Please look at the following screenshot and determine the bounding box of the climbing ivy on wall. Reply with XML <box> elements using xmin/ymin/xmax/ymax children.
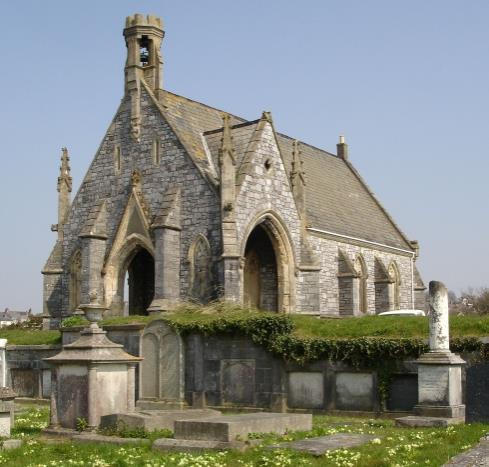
<box><xmin>165</xmin><ymin>312</ymin><xmax>489</xmax><ymax>367</ymax></box>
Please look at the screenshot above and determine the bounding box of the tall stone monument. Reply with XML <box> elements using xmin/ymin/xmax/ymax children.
<box><xmin>45</xmin><ymin>294</ymin><xmax>141</xmax><ymax>430</ymax></box>
<box><xmin>396</xmin><ymin>281</ymin><xmax>465</xmax><ymax>427</ymax></box>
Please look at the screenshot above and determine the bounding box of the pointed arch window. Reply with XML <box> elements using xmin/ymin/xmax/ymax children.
<box><xmin>188</xmin><ymin>235</ymin><xmax>212</xmax><ymax>303</ymax></box>
<box><xmin>114</xmin><ymin>145</ymin><xmax>122</xmax><ymax>174</ymax></box>
<box><xmin>388</xmin><ymin>262</ymin><xmax>401</xmax><ymax>310</ymax></box>
<box><xmin>354</xmin><ymin>255</ymin><xmax>368</xmax><ymax>313</ymax></box>
<box><xmin>152</xmin><ymin>139</ymin><xmax>161</xmax><ymax>166</ymax></box>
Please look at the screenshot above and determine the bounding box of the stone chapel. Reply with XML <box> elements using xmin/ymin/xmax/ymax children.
<box><xmin>42</xmin><ymin>14</ymin><xmax>426</xmax><ymax>329</ymax></box>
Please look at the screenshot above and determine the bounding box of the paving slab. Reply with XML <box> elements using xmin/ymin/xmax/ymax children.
<box><xmin>267</xmin><ymin>433</ymin><xmax>378</xmax><ymax>456</ymax></box>
<box><xmin>395</xmin><ymin>416</ymin><xmax>464</xmax><ymax>428</ymax></box>
<box><xmin>175</xmin><ymin>412</ymin><xmax>312</xmax><ymax>442</ymax></box>
<box><xmin>153</xmin><ymin>437</ymin><xmax>259</xmax><ymax>453</ymax></box>
<box><xmin>100</xmin><ymin>409</ymin><xmax>221</xmax><ymax>431</ymax></box>
<box><xmin>444</xmin><ymin>438</ymin><xmax>489</xmax><ymax>466</ymax></box>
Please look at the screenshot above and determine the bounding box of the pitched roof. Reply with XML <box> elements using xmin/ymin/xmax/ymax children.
<box><xmin>159</xmin><ymin>90</ymin><xmax>413</xmax><ymax>251</ymax></box>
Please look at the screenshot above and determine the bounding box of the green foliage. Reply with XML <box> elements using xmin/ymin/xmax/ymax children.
<box><xmin>0</xmin><ymin>329</ymin><xmax>61</xmax><ymax>345</ymax></box>
<box><xmin>75</xmin><ymin>417</ymin><xmax>88</xmax><ymax>432</ymax></box>
<box><xmin>60</xmin><ymin>315</ymin><xmax>88</xmax><ymax>328</ymax></box>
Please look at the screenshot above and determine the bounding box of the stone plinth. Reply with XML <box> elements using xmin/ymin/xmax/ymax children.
<box><xmin>44</xmin><ymin>317</ymin><xmax>141</xmax><ymax>430</ymax></box>
<box><xmin>174</xmin><ymin>413</ymin><xmax>312</xmax><ymax>442</ymax></box>
<box><xmin>414</xmin><ymin>351</ymin><xmax>465</xmax><ymax>420</ymax></box>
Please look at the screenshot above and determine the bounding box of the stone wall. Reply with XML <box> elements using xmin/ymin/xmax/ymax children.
<box><xmin>6</xmin><ymin>345</ymin><xmax>60</xmax><ymax>399</ymax></box>
<box><xmin>309</xmin><ymin>233</ymin><xmax>415</xmax><ymax>314</ymax></box>
<box><xmin>10</xmin><ymin>325</ymin><xmax>489</xmax><ymax>422</ymax></box>
<box><xmin>48</xmin><ymin>87</ymin><xmax>221</xmax><ymax>317</ymax></box>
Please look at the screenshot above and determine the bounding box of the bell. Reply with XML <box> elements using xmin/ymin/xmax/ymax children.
<box><xmin>140</xmin><ymin>49</ymin><xmax>149</xmax><ymax>64</ymax></box>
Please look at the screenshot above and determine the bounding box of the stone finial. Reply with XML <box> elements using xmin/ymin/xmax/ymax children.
<box><xmin>220</xmin><ymin>114</ymin><xmax>235</xmax><ymax>165</ymax></box>
<box><xmin>261</xmin><ymin>111</ymin><xmax>273</xmax><ymax>124</ymax></box>
<box><xmin>429</xmin><ymin>281</ymin><xmax>450</xmax><ymax>352</ymax></box>
<box><xmin>337</xmin><ymin>135</ymin><xmax>349</xmax><ymax>160</ymax></box>
<box><xmin>57</xmin><ymin>147</ymin><xmax>72</xmax><ymax>193</ymax></box>
<box><xmin>290</xmin><ymin>140</ymin><xmax>306</xmax><ymax>187</ymax></box>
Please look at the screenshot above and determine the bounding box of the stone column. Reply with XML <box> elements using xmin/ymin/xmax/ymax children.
<box><xmin>429</xmin><ymin>281</ymin><xmax>450</xmax><ymax>351</ymax></box>
<box><xmin>127</xmin><ymin>363</ymin><xmax>136</xmax><ymax>412</ymax></box>
<box><xmin>396</xmin><ymin>280</ymin><xmax>465</xmax><ymax>427</ymax></box>
<box><xmin>80</xmin><ymin>236</ymin><xmax>107</xmax><ymax>305</ymax></box>
<box><xmin>87</xmin><ymin>364</ymin><xmax>98</xmax><ymax>429</ymax></box>
<box><xmin>0</xmin><ymin>339</ymin><xmax>7</xmax><ymax>387</ymax></box>
<box><xmin>49</xmin><ymin>368</ymin><xmax>59</xmax><ymax>428</ymax></box>
<box><xmin>148</xmin><ymin>226</ymin><xmax>181</xmax><ymax>313</ymax></box>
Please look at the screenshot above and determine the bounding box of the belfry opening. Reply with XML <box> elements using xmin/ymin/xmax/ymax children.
<box><xmin>243</xmin><ymin>225</ymin><xmax>278</xmax><ymax>311</ymax></box>
<box><xmin>123</xmin><ymin>248</ymin><xmax>155</xmax><ymax>315</ymax></box>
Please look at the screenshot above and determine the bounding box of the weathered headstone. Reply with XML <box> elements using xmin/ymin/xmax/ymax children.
<box><xmin>396</xmin><ymin>281</ymin><xmax>465</xmax><ymax>427</ymax></box>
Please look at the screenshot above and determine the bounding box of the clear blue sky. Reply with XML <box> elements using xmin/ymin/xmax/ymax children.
<box><xmin>1</xmin><ymin>0</ymin><xmax>488</xmax><ymax>311</ymax></box>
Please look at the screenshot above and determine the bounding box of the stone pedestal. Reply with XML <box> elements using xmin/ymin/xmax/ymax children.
<box><xmin>414</xmin><ymin>351</ymin><xmax>465</xmax><ymax>420</ymax></box>
<box><xmin>44</xmin><ymin>301</ymin><xmax>141</xmax><ymax>430</ymax></box>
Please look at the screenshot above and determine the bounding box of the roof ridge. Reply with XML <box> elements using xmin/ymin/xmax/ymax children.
<box><xmin>163</xmin><ymin>90</ymin><xmax>247</xmax><ymax>123</ymax></box>
<box><xmin>164</xmin><ymin>90</ymin><xmax>339</xmax><ymax>160</ymax></box>
<box><xmin>203</xmin><ymin>119</ymin><xmax>261</xmax><ymax>136</ymax></box>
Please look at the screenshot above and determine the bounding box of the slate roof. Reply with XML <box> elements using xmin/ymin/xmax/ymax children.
<box><xmin>159</xmin><ymin>90</ymin><xmax>413</xmax><ymax>251</ymax></box>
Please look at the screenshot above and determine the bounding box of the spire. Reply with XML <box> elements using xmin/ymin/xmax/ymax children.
<box><xmin>53</xmin><ymin>148</ymin><xmax>72</xmax><ymax>239</ymax></box>
<box><xmin>290</xmin><ymin>140</ymin><xmax>307</xmax><ymax>223</ymax></box>
<box><xmin>219</xmin><ymin>113</ymin><xmax>238</xmax><ymax>256</ymax></box>
<box><xmin>290</xmin><ymin>140</ymin><xmax>305</xmax><ymax>188</ymax></box>
<box><xmin>57</xmin><ymin>147</ymin><xmax>72</xmax><ymax>194</ymax></box>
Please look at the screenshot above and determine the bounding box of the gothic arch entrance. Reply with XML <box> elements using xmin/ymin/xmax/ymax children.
<box><xmin>243</xmin><ymin>225</ymin><xmax>278</xmax><ymax>311</ymax></box>
<box><xmin>241</xmin><ymin>212</ymin><xmax>296</xmax><ymax>313</ymax></box>
<box><xmin>123</xmin><ymin>247</ymin><xmax>155</xmax><ymax>315</ymax></box>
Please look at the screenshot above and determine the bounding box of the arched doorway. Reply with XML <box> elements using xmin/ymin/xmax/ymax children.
<box><xmin>243</xmin><ymin>225</ymin><xmax>278</xmax><ymax>311</ymax></box>
<box><xmin>124</xmin><ymin>248</ymin><xmax>155</xmax><ymax>315</ymax></box>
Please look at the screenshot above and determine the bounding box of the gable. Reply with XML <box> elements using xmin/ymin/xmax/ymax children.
<box><xmin>160</xmin><ymin>90</ymin><xmax>414</xmax><ymax>252</ymax></box>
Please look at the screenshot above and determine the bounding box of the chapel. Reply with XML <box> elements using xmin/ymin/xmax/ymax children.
<box><xmin>42</xmin><ymin>14</ymin><xmax>426</xmax><ymax>329</ymax></box>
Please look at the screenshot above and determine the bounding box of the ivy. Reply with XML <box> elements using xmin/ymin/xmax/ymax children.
<box><xmin>166</xmin><ymin>312</ymin><xmax>488</xmax><ymax>367</ymax></box>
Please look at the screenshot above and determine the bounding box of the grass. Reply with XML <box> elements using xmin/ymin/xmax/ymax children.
<box><xmin>0</xmin><ymin>329</ymin><xmax>61</xmax><ymax>346</ymax></box>
<box><xmin>6</xmin><ymin>306</ymin><xmax>489</xmax><ymax>346</ymax></box>
<box><xmin>3</xmin><ymin>406</ymin><xmax>489</xmax><ymax>466</ymax></box>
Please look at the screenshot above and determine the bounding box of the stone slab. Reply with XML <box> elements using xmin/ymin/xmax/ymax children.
<box><xmin>100</xmin><ymin>409</ymin><xmax>221</xmax><ymax>431</ymax></box>
<box><xmin>268</xmin><ymin>433</ymin><xmax>378</xmax><ymax>456</ymax></box>
<box><xmin>443</xmin><ymin>438</ymin><xmax>489</xmax><ymax>466</ymax></box>
<box><xmin>72</xmin><ymin>433</ymin><xmax>151</xmax><ymax>445</ymax></box>
<box><xmin>152</xmin><ymin>437</ymin><xmax>259</xmax><ymax>453</ymax></box>
<box><xmin>395</xmin><ymin>416</ymin><xmax>465</xmax><ymax>427</ymax></box>
<box><xmin>175</xmin><ymin>413</ymin><xmax>312</xmax><ymax>442</ymax></box>
<box><xmin>1</xmin><ymin>439</ymin><xmax>22</xmax><ymax>450</ymax></box>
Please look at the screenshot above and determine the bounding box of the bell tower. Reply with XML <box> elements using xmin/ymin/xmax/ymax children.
<box><xmin>124</xmin><ymin>14</ymin><xmax>164</xmax><ymax>93</ymax></box>
<box><xmin>123</xmin><ymin>14</ymin><xmax>164</xmax><ymax>141</ymax></box>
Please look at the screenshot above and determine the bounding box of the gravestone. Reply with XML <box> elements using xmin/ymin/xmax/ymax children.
<box><xmin>221</xmin><ymin>359</ymin><xmax>255</xmax><ymax>405</ymax></box>
<box><xmin>138</xmin><ymin>320</ymin><xmax>185</xmax><ymax>409</ymax></box>
<box><xmin>288</xmin><ymin>372</ymin><xmax>324</xmax><ymax>409</ymax></box>
<box><xmin>396</xmin><ymin>281</ymin><xmax>465</xmax><ymax>427</ymax></box>
<box><xmin>335</xmin><ymin>372</ymin><xmax>374</xmax><ymax>411</ymax></box>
